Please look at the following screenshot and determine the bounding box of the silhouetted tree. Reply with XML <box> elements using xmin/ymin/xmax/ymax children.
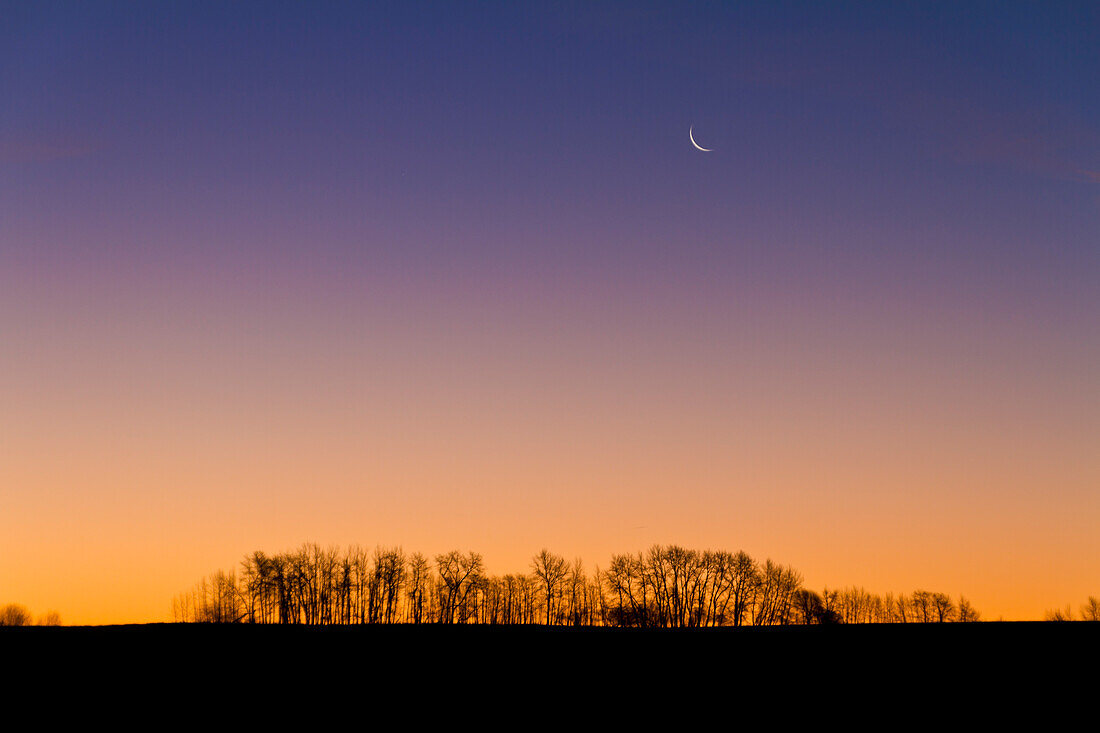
<box><xmin>0</xmin><ymin>604</ymin><xmax>33</xmax><ymax>626</ymax></box>
<box><xmin>435</xmin><ymin>551</ymin><xmax>483</xmax><ymax>623</ymax></box>
<box><xmin>531</xmin><ymin>549</ymin><xmax>569</xmax><ymax>625</ymax></box>
<box><xmin>406</xmin><ymin>553</ymin><xmax>430</xmax><ymax>624</ymax></box>
<box><xmin>792</xmin><ymin>590</ymin><xmax>825</xmax><ymax>625</ymax></box>
<box><xmin>957</xmin><ymin>596</ymin><xmax>980</xmax><ymax>622</ymax></box>
<box><xmin>753</xmin><ymin>560</ymin><xmax>802</xmax><ymax>625</ymax></box>
<box><xmin>38</xmin><ymin>610</ymin><xmax>62</xmax><ymax>626</ymax></box>
<box><xmin>1045</xmin><ymin>606</ymin><xmax>1074</xmax><ymax>622</ymax></box>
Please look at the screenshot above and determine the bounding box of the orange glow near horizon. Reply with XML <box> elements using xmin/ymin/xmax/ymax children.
<box><xmin>2</xmin><ymin>280</ymin><xmax>1096</xmax><ymax>624</ymax></box>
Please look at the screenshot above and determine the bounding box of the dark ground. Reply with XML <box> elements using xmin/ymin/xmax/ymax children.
<box><xmin>5</xmin><ymin>622</ymin><xmax>1095</xmax><ymax>671</ymax></box>
<box><xmin>3</xmin><ymin>623</ymin><xmax>1093</xmax><ymax>714</ymax></box>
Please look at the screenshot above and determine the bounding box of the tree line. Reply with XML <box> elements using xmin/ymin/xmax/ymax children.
<box><xmin>172</xmin><ymin>543</ymin><xmax>982</xmax><ymax>626</ymax></box>
<box><xmin>1045</xmin><ymin>596</ymin><xmax>1100</xmax><ymax>622</ymax></box>
<box><xmin>0</xmin><ymin>604</ymin><xmax>61</xmax><ymax>627</ymax></box>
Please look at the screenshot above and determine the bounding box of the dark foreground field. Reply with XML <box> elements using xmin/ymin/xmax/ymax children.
<box><xmin>3</xmin><ymin>623</ymin><xmax>1094</xmax><ymax>712</ymax></box>
<box><xmin>5</xmin><ymin>621</ymin><xmax>1095</xmax><ymax>669</ymax></box>
<box><xmin>7</xmin><ymin>619</ymin><xmax>1096</xmax><ymax>650</ymax></box>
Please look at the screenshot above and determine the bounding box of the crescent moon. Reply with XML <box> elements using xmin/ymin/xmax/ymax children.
<box><xmin>689</xmin><ymin>126</ymin><xmax>713</xmax><ymax>152</ymax></box>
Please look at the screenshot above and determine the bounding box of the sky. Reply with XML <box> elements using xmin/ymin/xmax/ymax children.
<box><xmin>1</xmin><ymin>1</ymin><xmax>1098</xmax><ymax>623</ymax></box>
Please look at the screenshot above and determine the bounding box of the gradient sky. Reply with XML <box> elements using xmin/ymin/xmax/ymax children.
<box><xmin>2</xmin><ymin>1</ymin><xmax>1098</xmax><ymax>623</ymax></box>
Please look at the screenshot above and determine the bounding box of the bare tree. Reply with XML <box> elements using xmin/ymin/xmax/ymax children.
<box><xmin>753</xmin><ymin>559</ymin><xmax>802</xmax><ymax>625</ymax></box>
<box><xmin>957</xmin><ymin>596</ymin><xmax>980</xmax><ymax>622</ymax></box>
<box><xmin>406</xmin><ymin>552</ymin><xmax>431</xmax><ymax>624</ymax></box>
<box><xmin>0</xmin><ymin>604</ymin><xmax>33</xmax><ymax>626</ymax></box>
<box><xmin>1045</xmin><ymin>606</ymin><xmax>1074</xmax><ymax>622</ymax></box>
<box><xmin>930</xmin><ymin>592</ymin><xmax>956</xmax><ymax>623</ymax></box>
<box><xmin>38</xmin><ymin>611</ymin><xmax>62</xmax><ymax>626</ymax></box>
<box><xmin>728</xmin><ymin>551</ymin><xmax>758</xmax><ymax>627</ymax></box>
<box><xmin>531</xmin><ymin>549</ymin><xmax>569</xmax><ymax>625</ymax></box>
<box><xmin>435</xmin><ymin>551</ymin><xmax>483</xmax><ymax>623</ymax></box>
<box><xmin>566</xmin><ymin>558</ymin><xmax>587</xmax><ymax>626</ymax></box>
<box><xmin>792</xmin><ymin>590</ymin><xmax>825</xmax><ymax>625</ymax></box>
